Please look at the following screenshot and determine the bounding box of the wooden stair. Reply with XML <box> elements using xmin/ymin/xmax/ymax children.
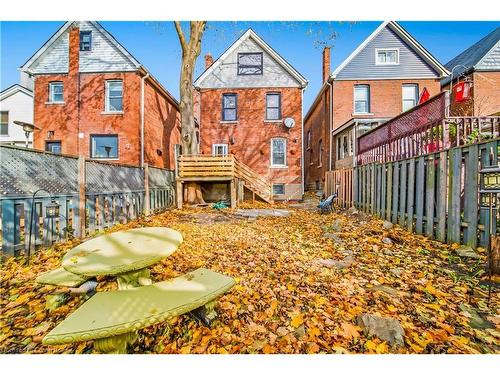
<box><xmin>177</xmin><ymin>155</ymin><xmax>273</xmax><ymax>206</ymax></box>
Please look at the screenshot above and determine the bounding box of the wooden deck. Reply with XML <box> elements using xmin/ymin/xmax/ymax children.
<box><xmin>176</xmin><ymin>155</ymin><xmax>273</xmax><ymax>208</ymax></box>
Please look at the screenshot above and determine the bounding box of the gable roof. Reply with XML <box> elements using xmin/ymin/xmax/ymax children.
<box><xmin>0</xmin><ymin>84</ymin><xmax>33</xmax><ymax>101</ymax></box>
<box><xmin>331</xmin><ymin>21</ymin><xmax>449</xmax><ymax>79</ymax></box>
<box><xmin>194</xmin><ymin>28</ymin><xmax>308</xmax><ymax>88</ymax></box>
<box><xmin>441</xmin><ymin>27</ymin><xmax>500</xmax><ymax>86</ymax></box>
<box><xmin>20</xmin><ymin>21</ymin><xmax>142</xmax><ymax>73</ymax></box>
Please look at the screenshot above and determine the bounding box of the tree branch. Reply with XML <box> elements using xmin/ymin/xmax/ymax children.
<box><xmin>173</xmin><ymin>21</ymin><xmax>187</xmax><ymax>52</ymax></box>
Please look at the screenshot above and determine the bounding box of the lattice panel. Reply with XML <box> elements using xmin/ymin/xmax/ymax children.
<box><xmin>0</xmin><ymin>146</ymin><xmax>79</xmax><ymax>196</ymax></box>
<box><xmin>358</xmin><ymin>93</ymin><xmax>446</xmax><ymax>154</ymax></box>
<box><xmin>85</xmin><ymin>160</ymin><xmax>144</xmax><ymax>193</ymax></box>
<box><xmin>148</xmin><ymin>167</ymin><xmax>175</xmax><ymax>188</ymax></box>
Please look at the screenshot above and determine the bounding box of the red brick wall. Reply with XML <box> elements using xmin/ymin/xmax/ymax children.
<box><xmin>303</xmin><ymin>86</ymin><xmax>331</xmax><ymax>190</ymax></box>
<box><xmin>33</xmin><ymin>25</ymin><xmax>180</xmax><ymax>168</ymax></box>
<box><xmin>332</xmin><ymin>78</ymin><xmax>442</xmax><ymax>130</ymax></box>
<box><xmin>473</xmin><ymin>71</ymin><xmax>500</xmax><ymax>116</ymax></box>
<box><xmin>144</xmin><ymin>80</ymin><xmax>181</xmax><ymax>169</ymax></box>
<box><xmin>199</xmin><ymin>87</ymin><xmax>303</xmax><ymax>196</ymax></box>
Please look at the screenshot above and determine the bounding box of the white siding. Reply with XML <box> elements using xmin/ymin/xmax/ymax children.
<box><xmin>26</xmin><ymin>21</ymin><xmax>138</xmax><ymax>75</ymax></box>
<box><xmin>336</xmin><ymin>25</ymin><xmax>439</xmax><ymax>80</ymax></box>
<box><xmin>77</xmin><ymin>22</ymin><xmax>137</xmax><ymax>72</ymax></box>
<box><xmin>0</xmin><ymin>88</ymin><xmax>34</xmax><ymax>146</ymax></box>
<box><xmin>29</xmin><ymin>32</ymin><xmax>69</xmax><ymax>74</ymax></box>
<box><xmin>477</xmin><ymin>41</ymin><xmax>500</xmax><ymax>70</ymax></box>
<box><xmin>197</xmin><ymin>37</ymin><xmax>302</xmax><ymax>89</ymax></box>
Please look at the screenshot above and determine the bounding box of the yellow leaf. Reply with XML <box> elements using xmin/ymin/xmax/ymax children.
<box><xmin>309</xmin><ymin>326</ymin><xmax>321</xmax><ymax>337</ymax></box>
<box><xmin>365</xmin><ymin>340</ymin><xmax>377</xmax><ymax>351</ymax></box>
<box><xmin>262</xmin><ymin>344</ymin><xmax>274</xmax><ymax>354</ymax></box>
<box><xmin>290</xmin><ymin>314</ymin><xmax>304</xmax><ymax>328</ymax></box>
<box><xmin>376</xmin><ymin>342</ymin><xmax>388</xmax><ymax>354</ymax></box>
<box><xmin>307</xmin><ymin>343</ymin><xmax>320</xmax><ymax>354</ymax></box>
<box><xmin>387</xmin><ymin>305</ymin><xmax>397</xmax><ymax>313</ymax></box>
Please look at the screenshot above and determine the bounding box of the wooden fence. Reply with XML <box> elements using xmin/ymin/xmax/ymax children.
<box><xmin>354</xmin><ymin>139</ymin><xmax>499</xmax><ymax>248</ymax></box>
<box><xmin>325</xmin><ymin>168</ymin><xmax>354</xmax><ymax>208</ymax></box>
<box><xmin>0</xmin><ymin>145</ymin><xmax>175</xmax><ymax>257</ymax></box>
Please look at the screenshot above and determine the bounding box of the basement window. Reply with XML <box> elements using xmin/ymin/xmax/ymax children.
<box><xmin>272</xmin><ymin>184</ymin><xmax>285</xmax><ymax>195</ymax></box>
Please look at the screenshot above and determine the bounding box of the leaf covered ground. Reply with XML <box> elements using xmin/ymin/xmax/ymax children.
<box><xmin>1</xmin><ymin>204</ymin><xmax>499</xmax><ymax>354</ymax></box>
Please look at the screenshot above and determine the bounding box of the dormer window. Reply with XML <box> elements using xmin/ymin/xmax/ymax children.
<box><xmin>376</xmin><ymin>48</ymin><xmax>399</xmax><ymax>65</ymax></box>
<box><xmin>80</xmin><ymin>31</ymin><xmax>92</xmax><ymax>51</ymax></box>
<box><xmin>237</xmin><ymin>52</ymin><xmax>263</xmax><ymax>75</ymax></box>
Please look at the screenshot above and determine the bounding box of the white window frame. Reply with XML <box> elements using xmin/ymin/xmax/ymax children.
<box><xmin>353</xmin><ymin>84</ymin><xmax>370</xmax><ymax>114</ymax></box>
<box><xmin>105</xmin><ymin>80</ymin><xmax>123</xmax><ymax>113</ymax></box>
<box><xmin>0</xmin><ymin>111</ymin><xmax>9</xmax><ymax>136</ymax></box>
<box><xmin>402</xmin><ymin>83</ymin><xmax>419</xmax><ymax>112</ymax></box>
<box><xmin>375</xmin><ymin>48</ymin><xmax>399</xmax><ymax>65</ymax></box>
<box><xmin>49</xmin><ymin>82</ymin><xmax>64</xmax><ymax>103</ymax></box>
<box><xmin>270</xmin><ymin>138</ymin><xmax>287</xmax><ymax>167</ymax></box>
<box><xmin>272</xmin><ymin>183</ymin><xmax>285</xmax><ymax>196</ymax></box>
<box><xmin>306</xmin><ymin>130</ymin><xmax>311</xmax><ymax>150</ymax></box>
<box><xmin>212</xmin><ymin>143</ymin><xmax>228</xmax><ymax>156</ymax></box>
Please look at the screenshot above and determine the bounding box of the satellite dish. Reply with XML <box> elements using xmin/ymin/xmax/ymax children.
<box><xmin>283</xmin><ymin>117</ymin><xmax>295</xmax><ymax>129</ymax></box>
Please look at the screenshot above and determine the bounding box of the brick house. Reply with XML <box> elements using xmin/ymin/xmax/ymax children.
<box><xmin>20</xmin><ymin>21</ymin><xmax>180</xmax><ymax>169</ymax></box>
<box><xmin>441</xmin><ymin>27</ymin><xmax>500</xmax><ymax>117</ymax></box>
<box><xmin>193</xmin><ymin>29</ymin><xmax>308</xmax><ymax>201</ymax></box>
<box><xmin>303</xmin><ymin>21</ymin><xmax>449</xmax><ymax>190</ymax></box>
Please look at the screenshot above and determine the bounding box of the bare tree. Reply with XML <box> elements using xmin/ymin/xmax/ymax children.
<box><xmin>174</xmin><ymin>21</ymin><xmax>207</xmax><ymax>204</ymax></box>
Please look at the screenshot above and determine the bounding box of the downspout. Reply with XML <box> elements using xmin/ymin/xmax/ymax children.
<box><xmin>301</xmin><ymin>87</ymin><xmax>305</xmax><ymax>197</ymax></box>
<box><xmin>140</xmin><ymin>72</ymin><xmax>150</xmax><ymax>167</ymax></box>
<box><xmin>326</xmin><ymin>80</ymin><xmax>333</xmax><ymax>171</ymax></box>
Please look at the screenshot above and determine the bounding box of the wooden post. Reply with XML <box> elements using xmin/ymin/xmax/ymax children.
<box><xmin>77</xmin><ymin>155</ymin><xmax>86</xmax><ymax>239</ymax></box>
<box><xmin>144</xmin><ymin>163</ymin><xmax>150</xmax><ymax>216</ymax></box>
<box><xmin>230</xmin><ymin>179</ymin><xmax>237</xmax><ymax>208</ymax></box>
<box><xmin>176</xmin><ymin>180</ymin><xmax>183</xmax><ymax>209</ymax></box>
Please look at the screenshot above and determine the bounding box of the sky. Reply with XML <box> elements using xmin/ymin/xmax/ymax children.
<box><xmin>1</xmin><ymin>21</ymin><xmax>499</xmax><ymax>109</ymax></box>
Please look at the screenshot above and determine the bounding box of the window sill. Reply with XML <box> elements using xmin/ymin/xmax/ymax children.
<box><xmin>90</xmin><ymin>157</ymin><xmax>119</xmax><ymax>161</ymax></box>
<box><xmin>270</xmin><ymin>165</ymin><xmax>288</xmax><ymax>169</ymax></box>
<box><xmin>45</xmin><ymin>101</ymin><xmax>65</xmax><ymax>105</ymax></box>
<box><xmin>101</xmin><ymin>111</ymin><xmax>124</xmax><ymax>116</ymax></box>
<box><xmin>220</xmin><ymin>121</ymin><xmax>238</xmax><ymax>124</ymax></box>
<box><xmin>317</xmin><ymin>165</ymin><xmax>323</xmax><ymax>169</ymax></box>
<box><xmin>375</xmin><ymin>62</ymin><xmax>399</xmax><ymax>66</ymax></box>
<box><xmin>352</xmin><ymin>112</ymin><xmax>374</xmax><ymax>116</ymax></box>
<box><xmin>264</xmin><ymin>120</ymin><xmax>283</xmax><ymax>123</ymax></box>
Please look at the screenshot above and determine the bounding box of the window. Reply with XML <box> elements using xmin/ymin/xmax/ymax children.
<box><xmin>376</xmin><ymin>49</ymin><xmax>399</xmax><ymax>65</ymax></box>
<box><xmin>105</xmin><ymin>80</ymin><xmax>123</xmax><ymax>112</ymax></box>
<box><xmin>318</xmin><ymin>139</ymin><xmax>323</xmax><ymax>167</ymax></box>
<box><xmin>402</xmin><ymin>84</ymin><xmax>419</xmax><ymax>112</ymax></box>
<box><xmin>49</xmin><ymin>82</ymin><xmax>64</xmax><ymax>103</ymax></box>
<box><xmin>0</xmin><ymin>111</ymin><xmax>8</xmax><ymax>136</ymax></box>
<box><xmin>306</xmin><ymin>130</ymin><xmax>311</xmax><ymax>149</ymax></box>
<box><xmin>237</xmin><ymin>52</ymin><xmax>263</xmax><ymax>75</ymax></box>
<box><xmin>266</xmin><ymin>93</ymin><xmax>281</xmax><ymax>120</ymax></box>
<box><xmin>272</xmin><ymin>184</ymin><xmax>285</xmax><ymax>195</ymax></box>
<box><xmin>342</xmin><ymin>135</ymin><xmax>349</xmax><ymax>157</ymax></box>
<box><xmin>45</xmin><ymin>141</ymin><xmax>61</xmax><ymax>154</ymax></box>
<box><xmin>354</xmin><ymin>85</ymin><xmax>370</xmax><ymax>114</ymax></box>
<box><xmin>90</xmin><ymin>135</ymin><xmax>118</xmax><ymax>159</ymax></box>
<box><xmin>337</xmin><ymin>138</ymin><xmax>342</xmax><ymax>159</ymax></box>
<box><xmin>80</xmin><ymin>31</ymin><xmax>92</xmax><ymax>51</ymax></box>
<box><xmin>212</xmin><ymin>143</ymin><xmax>228</xmax><ymax>155</ymax></box>
<box><xmin>271</xmin><ymin>138</ymin><xmax>286</xmax><ymax>167</ymax></box>
<box><xmin>222</xmin><ymin>93</ymin><xmax>237</xmax><ymax>121</ymax></box>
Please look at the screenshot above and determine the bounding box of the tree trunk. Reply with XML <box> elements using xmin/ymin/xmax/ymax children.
<box><xmin>174</xmin><ymin>21</ymin><xmax>207</xmax><ymax>205</ymax></box>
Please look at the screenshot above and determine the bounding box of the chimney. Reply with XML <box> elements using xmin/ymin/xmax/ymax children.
<box><xmin>322</xmin><ymin>47</ymin><xmax>331</xmax><ymax>83</ymax></box>
<box><xmin>205</xmin><ymin>54</ymin><xmax>214</xmax><ymax>69</ymax></box>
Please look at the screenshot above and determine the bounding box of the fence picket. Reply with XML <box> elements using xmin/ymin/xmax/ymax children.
<box><xmin>464</xmin><ymin>144</ymin><xmax>479</xmax><ymax>248</ymax></box>
<box><xmin>447</xmin><ymin>148</ymin><xmax>462</xmax><ymax>244</ymax></box>
<box><xmin>399</xmin><ymin>161</ymin><xmax>407</xmax><ymax>227</ymax></box>
<box><xmin>407</xmin><ymin>159</ymin><xmax>415</xmax><ymax>232</ymax></box>
<box><xmin>425</xmin><ymin>155</ymin><xmax>436</xmax><ymax>238</ymax></box>
<box><xmin>391</xmin><ymin>162</ymin><xmax>399</xmax><ymax>223</ymax></box>
<box><xmin>415</xmin><ymin>156</ymin><xmax>425</xmax><ymax>235</ymax></box>
<box><xmin>436</xmin><ymin>152</ymin><xmax>448</xmax><ymax>242</ymax></box>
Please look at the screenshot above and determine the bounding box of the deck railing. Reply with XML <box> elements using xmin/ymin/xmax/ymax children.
<box><xmin>178</xmin><ymin>154</ymin><xmax>272</xmax><ymax>201</ymax></box>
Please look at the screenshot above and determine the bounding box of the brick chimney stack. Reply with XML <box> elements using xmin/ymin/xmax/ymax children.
<box><xmin>205</xmin><ymin>54</ymin><xmax>214</xmax><ymax>69</ymax></box>
<box><xmin>322</xmin><ymin>47</ymin><xmax>331</xmax><ymax>83</ymax></box>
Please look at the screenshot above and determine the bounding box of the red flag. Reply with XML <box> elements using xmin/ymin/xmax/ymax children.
<box><xmin>418</xmin><ymin>87</ymin><xmax>430</xmax><ymax>104</ymax></box>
